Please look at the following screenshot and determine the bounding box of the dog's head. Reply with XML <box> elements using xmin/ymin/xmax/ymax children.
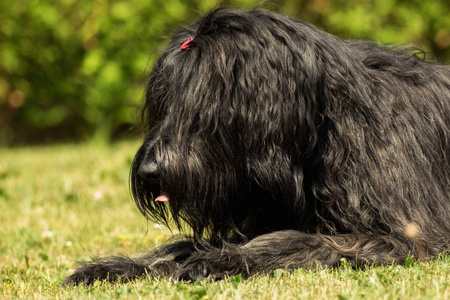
<box><xmin>130</xmin><ymin>8</ymin><xmax>341</xmax><ymax>241</ymax></box>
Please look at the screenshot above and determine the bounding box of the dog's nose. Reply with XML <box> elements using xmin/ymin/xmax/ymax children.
<box><xmin>138</xmin><ymin>161</ymin><xmax>160</xmax><ymax>184</ymax></box>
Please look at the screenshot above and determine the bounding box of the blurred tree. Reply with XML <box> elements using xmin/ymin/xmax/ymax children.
<box><xmin>0</xmin><ymin>0</ymin><xmax>448</xmax><ymax>146</ymax></box>
<box><xmin>281</xmin><ymin>0</ymin><xmax>450</xmax><ymax>60</ymax></box>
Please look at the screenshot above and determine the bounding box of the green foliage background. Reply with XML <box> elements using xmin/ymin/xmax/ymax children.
<box><xmin>1</xmin><ymin>0</ymin><xmax>449</xmax><ymax>145</ymax></box>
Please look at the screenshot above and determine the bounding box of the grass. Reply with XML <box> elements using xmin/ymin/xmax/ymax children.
<box><xmin>0</xmin><ymin>140</ymin><xmax>449</xmax><ymax>299</ymax></box>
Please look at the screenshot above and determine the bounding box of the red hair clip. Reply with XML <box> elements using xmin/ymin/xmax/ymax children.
<box><xmin>180</xmin><ymin>37</ymin><xmax>194</xmax><ymax>50</ymax></box>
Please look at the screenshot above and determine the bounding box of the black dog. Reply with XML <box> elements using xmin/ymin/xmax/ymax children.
<box><xmin>66</xmin><ymin>8</ymin><xmax>450</xmax><ymax>285</ymax></box>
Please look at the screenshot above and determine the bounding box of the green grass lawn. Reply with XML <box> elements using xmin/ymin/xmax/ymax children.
<box><xmin>0</xmin><ymin>141</ymin><xmax>449</xmax><ymax>299</ymax></box>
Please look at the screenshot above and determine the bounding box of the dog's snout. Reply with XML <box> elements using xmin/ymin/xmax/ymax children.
<box><xmin>138</xmin><ymin>161</ymin><xmax>160</xmax><ymax>184</ymax></box>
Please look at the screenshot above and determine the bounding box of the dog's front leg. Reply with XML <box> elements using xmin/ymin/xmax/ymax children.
<box><xmin>176</xmin><ymin>230</ymin><xmax>413</xmax><ymax>281</ymax></box>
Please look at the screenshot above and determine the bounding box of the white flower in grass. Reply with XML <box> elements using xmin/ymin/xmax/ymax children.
<box><xmin>42</xmin><ymin>231</ymin><xmax>54</xmax><ymax>238</ymax></box>
<box><xmin>94</xmin><ymin>189</ymin><xmax>105</xmax><ymax>200</ymax></box>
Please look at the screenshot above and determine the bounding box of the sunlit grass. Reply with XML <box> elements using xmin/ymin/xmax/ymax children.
<box><xmin>0</xmin><ymin>141</ymin><xmax>449</xmax><ymax>299</ymax></box>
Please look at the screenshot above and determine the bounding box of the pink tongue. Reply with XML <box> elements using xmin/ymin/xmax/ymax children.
<box><xmin>155</xmin><ymin>194</ymin><xmax>169</xmax><ymax>202</ymax></box>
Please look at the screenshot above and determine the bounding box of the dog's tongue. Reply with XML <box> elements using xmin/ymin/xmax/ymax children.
<box><xmin>155</xmin><ymin>194</ymin><xmax>169</xmax><ymax>202</ymax></box>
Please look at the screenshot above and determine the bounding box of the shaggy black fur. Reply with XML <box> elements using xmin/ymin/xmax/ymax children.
<box><xmin>65</xmin><ymin>8</ymin><xmax>450</xmax><ymax>285</ymax></box>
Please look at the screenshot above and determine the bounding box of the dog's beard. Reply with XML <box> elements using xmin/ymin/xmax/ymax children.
<box><xmin>131</xmin><ymin>137</ymin><xmax>249</xmax><ymax>241</ymax></box>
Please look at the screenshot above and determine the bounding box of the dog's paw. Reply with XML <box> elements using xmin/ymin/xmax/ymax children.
<box><xmin>63</xmin><ymin>272</ymin><xmax>94</xmax><ymax>286</ymax></box>
<box><xmin>64</xmin><ymin>257</ymin><xmax>149</xmax><ymax>286</ymax></box>
<box><xmin>64</xmin><ymin>262</ymin><xmax>115</xmax><ymax>286</ymax></box>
